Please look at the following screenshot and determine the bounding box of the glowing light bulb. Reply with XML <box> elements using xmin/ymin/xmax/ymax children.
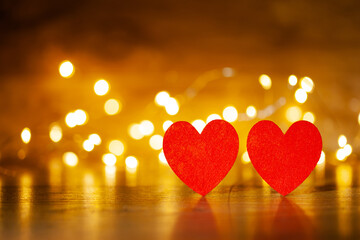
<box><xmin>125</xmin><ymin>156</ymin><xmax>138</xmax><ymax>169</ymax></box>
<box><xmin>159</xmin><ymin>150</ymin><xmax>167</xmax><ymax>164</ymax></box>
<box><xmin>259</xmin><ymin>74</ymin><xmax>272</xmax><ymax>90</ymax></box>
<box><xmin>338</xmin><ymin>135</ymin><xmax>347</xmax><ymax>148</ymax></box>
<box><xmin>21</xmin><ymin>128</ymin><xmax>31</xmax><ymax>144</ymax></box>
<box><xmin>246</xmin><ymin>106</ymin><xmax>257</xmax><ymax>118</ymax></box>
<box><xmin>49</xmin><ymin>123</ymin><xmax>62</xmax><ymax>143</ymax></box>
<box><xmin>303</xmin><ymin>112</ymin><xmax>315</xmax><ymax>123</ymax></box>
<box><xmin>318</xmin><ymin>151</ymin><xmax>325</xmax><ymax>165</ymax></box>
<box><xmin>108</xmin><ymin>140</ymin><xmax>125</xmax><ymax>156</ymax></box>
<box><xmin>288</xmin><ymin>75</ymin><xmax>297</xmax><ymax>86</ymax></box>
<box><xmin>192</xmin><ymin>119</ymin><xmax>206</xmax><ymax>133</ymax></box>
<box><xmin>128</xmin><ymin>124</ymin><xmax>144</xmax><ymax>140</ymax></box>
<box><xmin>83</xmin><ymin>139</ymin><xmax>94</xmax><ymax>152</ymax></box>
<box><xmin>300</xmin><ymin>77</ymin><xmax>314</xmax><ymax>92</ymax></box>
<box><xmin>163</xmin><ymin>120</ymin><xmax>173</xmax><ymax>132</ymax></box>
<box><xmin>88</xmin><ymin>133</ymin><xmax>101</xmax><ymax>145</ymax></box>
<box><xmin>241</xmin><ymin>151</ymin><xmax>250</xmax><ymax>164</ymax></box>
<box><xmin>59</xmin><ymin>60</ymin><xmax>74</xmax><ymax>78</ymax></box>
<box><xmin>206</xmin><ymin>114</ymin><xmax>222</xmax><ymax>123</ymax></box>
<box><xmin>63</xmin><ymin>152</ymin><xmax>78</xmax><ymax>167</ymax></box>
<box><xmin>94</xmin><ymin>79</ymin><xmax>110</xmax><ymax>96</ymax></box>
<box><xmin>295</xmin><ymin>88</ymin><xmax>308</xmax><ymax>104</ymax></box>
<box><xmin>102</xmin><ymin>153</ymin><xmax>117</xmax><ymax>166</ymax></box>
<box><xmin>223</xmin><ymin>106</ymin><xmax>238</xmax><ymax>122</ymax></box>
<box><xmin>286</xmin><ymin>106</ymin><xmax>302</xmax><ymax>123</ymax></box>
<box><xmin>165</xmin><ymin>97</ymin><xmax>179</xmax><ymax>115</ymax></box>
<box><xmin>104</xmin><ymin>98</ymin><xmax>121</xmax><ymax>115</ymax></box>
<box><xmin>139</xmin><ymin>120</ymin><xmax>154</xmax><ymax>136</ymax></box>
<box><xmin>155</xmin><ymin>91</ymin><xmax>170</xmax><ymax>106</ymax></box>
<box><xmin>149</xmin><ymin>135</ymin><xmax>163</xmax><ymax>150</ymax></box>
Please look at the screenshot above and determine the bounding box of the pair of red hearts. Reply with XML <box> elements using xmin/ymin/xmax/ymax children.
<box><xmin>163</xmin><ymin>120</ymin><xmax>322</xmax><ymax>196</ymax></box>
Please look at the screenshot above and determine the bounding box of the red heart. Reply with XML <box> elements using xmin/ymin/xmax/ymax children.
<box><xmin>163</xmin><ymin>120</ymin><xmax>239</xmax><ymax>196</ymax></box>
<box><xmin>247</xmin><ymin>120</ymin><xmax>322</xmax><ymax>196</ymax></box>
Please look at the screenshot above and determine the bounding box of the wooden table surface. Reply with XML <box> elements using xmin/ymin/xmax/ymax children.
<box><xmin>0</xmin><ymin>166</ymin><xmax>359</xmax><ymax>240</ymax></box>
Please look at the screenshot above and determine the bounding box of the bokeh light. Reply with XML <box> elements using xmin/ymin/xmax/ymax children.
<box><xmin>192</xmin><ymin>119</ymin><xmax>206</xmax><ymax>133</ymax></box>
<box><xmin>82</xmin><ymin>139</ymin><xmax>94</xmax><ymax>152</ymax></box>
<box><xmin>338</xmin><ymin>135</ymin><xmax>347</xmax><ymax>148</ymax></box>
<box><xmin>49</xmin><ymin>123</ymin><xmax>62</xmax><ymax>143</ymax></box>
<box><xmin>303</xmin><ymin>112</ymin><xmax>315</xmax><ymax>123</ymax></box>
<box><xmin>318</xmin><ymin>151</ymin><xmax>326</xmax><ymax>165</ymax></box>
<box><xmin>259</xmin><ymin>74</ymin><xmax>272</xmax><ymax>90</ymax></box>
<box><xmin>65</xmin><ymin>112</ymin><xmax>77</xmax><ymax>128</ymax></box>
<box><xmin>104</xmin><ymin>98</ymin><xmax>121</xmax><ymax>115</ymax></box>
<box><xmin>74</xmin><ymin>109</ymin><xmax>88</xmax><ymax>125</ymax></box>
<box><xmin>206</xmin><ymin>114</ymin><xmax>222</xmax><ymax>123</ymax></box>
<box><xmin>288</xmin><ymin>75</ymin><xmax>297</xmax><ymax>86</ymax></box>
<box><xmin>300</xmin><ymin>77</ymin><xmax>314</xmax><ymax>92</ymax></box>
<box><xmin>164</xmin><ymin>97</ymin><xmax>179</xmax><ymax>115</ymax></box>
<box><xmin>21</xmin><ymin>128</ymin><xmax>31</xmax><ymax>144</ymax></box>
<box><xmin>102</xmin><ymin>153</ymin><xmax>117</xmax><ymax>166</ymax></box>
<box><xmin>241</xmin><ymin>151</ymin><xmax>250</xmax><ymax>164</ymax></box>
<box><xmin>149</xmin><ymin>135</ymin><xmax>163</xmax><ymax>150</ymax></box>
<box><xmin>246</xmin><ymin>106</ymin><xmax>257</xmax><ymax>118</ymax></box>
<box><xmin>159</xmin><ymin>150</ymin><xmax>167</xmax><ymax>164</ymax></box>
<box><xmin>94</xmin><ymin>79</ymin><xmax>110</xmax><ymax>96</ymax></box>
<box><xmin>155</xmin><ymin>91</ymin><xmax>170</xmax><ymax>106</ymax></box>
<box><xmin>59</xmin><ymin>60</ymin><xmax>74</xmax><ymax>78</ymax></box>
<box><xmin>336</xmin><ymin>148</ymin><xmax>346</xmax><ymax>161</ymax></box>
<box><xmin>109</xmin><ymin>140</ymin><xmax>125</xmax><ymax>156</ymax></box>
<box><xmin>286</xmin><ymin>106</ymin><xmax>302</xmax><ymax>123</ymax></box>
<box><xmin>223</xmin><ymin>106</ymin><xmax>238</xmax><ymax>122</ymax></box>
<box><xmin>125</xmin><ymin>156</ymin><xmax>138</xmax><ymax>169</ymax></box>
<box><xmin>358</xmin><ymin>113</ymin><xmax>360</xmax><ymax>125</ymax></box>
<box><xmin>162</xmin><ymin>120</ymin><xmax>173</xmax><ymax>132</ymax></box>
<box><xmin>294</xmin><ymin>88</ymin><xmax>308</xmax><ymax>104</ymax></box>
<box><xmin>344</xmin><ymin>144</ymin><xmax>352</xmax><ymax>156</ymax></box>
<box><xmin>63</xmin><ymin>152</ymin><xmax>78</xmax><ymax>167</ymax></box>
<box><xmin>88</xmin><ymin>133</ymin><xmax>101</xmax><ymax>145</ymax></box>
<box><xmin>128</xmin><ymin>124</ymin><xmax>144</xmax><ymax>140</ymax></box>
<box><xmin>139</xmin><ymin>120</ymin><xmax>154</xmax><ymax>136</ymax></box>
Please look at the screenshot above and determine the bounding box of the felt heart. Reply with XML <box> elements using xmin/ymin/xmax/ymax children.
<box><xmin>247</xmin><ymin>120</ymin><xmax>322</xmax><ymax>196</ymax></box>
<box><xmin>163</xmin><ymin>120</ymin><xmax>239</xmax><ymax>196</ymax></box>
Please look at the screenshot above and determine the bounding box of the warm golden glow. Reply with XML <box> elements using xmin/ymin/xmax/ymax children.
<box><xmin>104</xmin><ymin>98</ymin><xmax>122</xmax><ymax>115</ymax></box>
<box><xmin>206</xmin><ymin>114</ymin><xmax>222</xmax><ymax>123</ymax></box>
<box><xmin>358</xmin><ymin>113</ymin><xmax>360</xmax><ymax>125</ymax></box>
<box><xmin>82</xmin><ymin>139</ymin><xmax>94</xmax><ymax>152</ymax></box>
<box><xmin>155</xmin><ymin>91</ymin><xmax>170</xmax><ymax>106</ymax></box>
<box><xmin>303</xmin><ymin>112</ymin><xmax>315</xmax><ymax>123</ymax></box>
<box><xmin>74</xmin><ymin>109</ymin><xmax>88</xmax><ymax>125</ymax></box>
<box><xmin>343</xmin><ymin>144</ymin><xmax>352</xmax><ymax>157</ymax></box>
<box><xmin>21</xmin><ymin>127</ymin><xmax>31</xmax><ymax>144</ymax></box>
<box><xmin>65</xmin><ymin>112</ymin><xmax>76</xmax><ymax>128</ymax></box>
<box><xmin>102</xmin><ymin>153</ymin><xmax>117</xmax><ymax>166</ymax></box>
<box><xmin>318</xmin><ymin>151</ymin><xmax>325</xmax><ymax>165</ymax></box>
<box><xmin>59</xmin><ymin>60</ymin><xmax>74</xmax><ymax>78</ymax></box>
<box><xmin>223</xmin><ymin>106</ymin><xmax>238</xmax><ymax>122</ymax></box>
<box><xmin>49</xmin><ymin>123</ymin><xmax>62</xmax><ymax>143</ymax></box>
<box><xmin>246</xmin><ymin>106</ymin><xmax>257</xmax><ymax>118</ymax></box>
<box><xmin>300</xmin><ymin>77</ymin><xmax>314</xmax><ymax>92</ymax></box>
<box><xmin>125</xmin><ymin>156</ymin><xmax>138</xmax><ymax>169</ymax></box>
<box><xmin>63</xmin><ymin>152</ymin><xmax>78</xmax><ymax>167</ymax></box>
<box><xmin>259</xmin><ymin>74</ymin><xmax>272</xmax><ymax>90</ymax></box>
<box><xmin>88</xmin><ymin>133</ymin><xmax>101</xmax><ymax>145</ymax></box>
<box><xmin>336</xmin><ymin>148</ymin><xmax>346</xmax><ymax>161</ymax></box>
<box><xmin>294</xmin><ymin>88</ymin><xmax>308</xmax><ymax>103</ymax></box>
<box><xmin>128</xmin><ymin>124</ymin><xmax>144</xmax><ymax>140</ymax></box>
<box><xmin>285</xmin><ymin>106</ymin><xmax>302</xmax><ymax>123</ymax></box>
<box><xmin>241</xmin><ymin>151</ymin><xmax>250</xmax><ymax>164</ymax></box>
<box><xmin>336</xmin><ymin>165</ymin><xmax>352</xmax><ymax>187</ymax></box>
<box><xmin>94</xmin><ymin>79</ymin><xmax>110</xmax><ymax>96</ymax></box>
<box><xmin>192</xmin><ymin>119</ymin><xmax>206</xmax><ymax>133</ymax></box>
<box><xmin>164</xmin><ymin>97</ymin><xmax>179</xmax><ymax>115</ymax></box>
<box><xmin>222</xmin><ymin>67</ymin><xmax>234</xmax><ymax>77</ymax></box>
<box><xmin>159</xmin><ymin>150</ymin><xmax>167</xmax><ymax>164</ymax></box>
<box><xmin>338</xmin><ymin>135</ymin><xmax>347</xmax><ymax>148</ymax></box>
<box><xmin>288</xmin><ymin>75</ymin><xmax>297</xmax><ymax>86</ymax></box>
<box><xmin>162</xmin><ymin>120</ymin><xmax>173</xmax><ymax>132</ymax></box>
<box><xmin>139</xmin><ymin>120</ymin><xmax>154</xmax><ymax>136</ymax></box>
<box><xmin>149</xmin><ymin>135</ymin><xmax>163</xmax><ymax>150</ymax></box>
<box><xmin>108</xmin><ymin>140</ymin><xmax>125</xmax><ymax>156</ymax></box>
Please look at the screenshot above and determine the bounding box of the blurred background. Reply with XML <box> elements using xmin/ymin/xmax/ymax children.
<box><xmin>0</xmin><ymin>0</ymin><xmax>359</xmax><ymax>189</ymax></box>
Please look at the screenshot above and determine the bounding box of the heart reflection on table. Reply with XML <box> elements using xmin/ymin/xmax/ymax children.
<box><xmin>171</xmin><ymin>197</ymin><xmax>220</xmax><ymax>240</ymax></box>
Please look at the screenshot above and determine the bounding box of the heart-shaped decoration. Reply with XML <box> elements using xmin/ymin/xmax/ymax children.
<box><xmin>247</xmin><ymin>120</ymin><xmax>322</xmax><ymax>196</ymax></box>
<box><xmin>163</xmin><ymin>120</ymin><xmax>239</xmax><ymax>196</ymax></box>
